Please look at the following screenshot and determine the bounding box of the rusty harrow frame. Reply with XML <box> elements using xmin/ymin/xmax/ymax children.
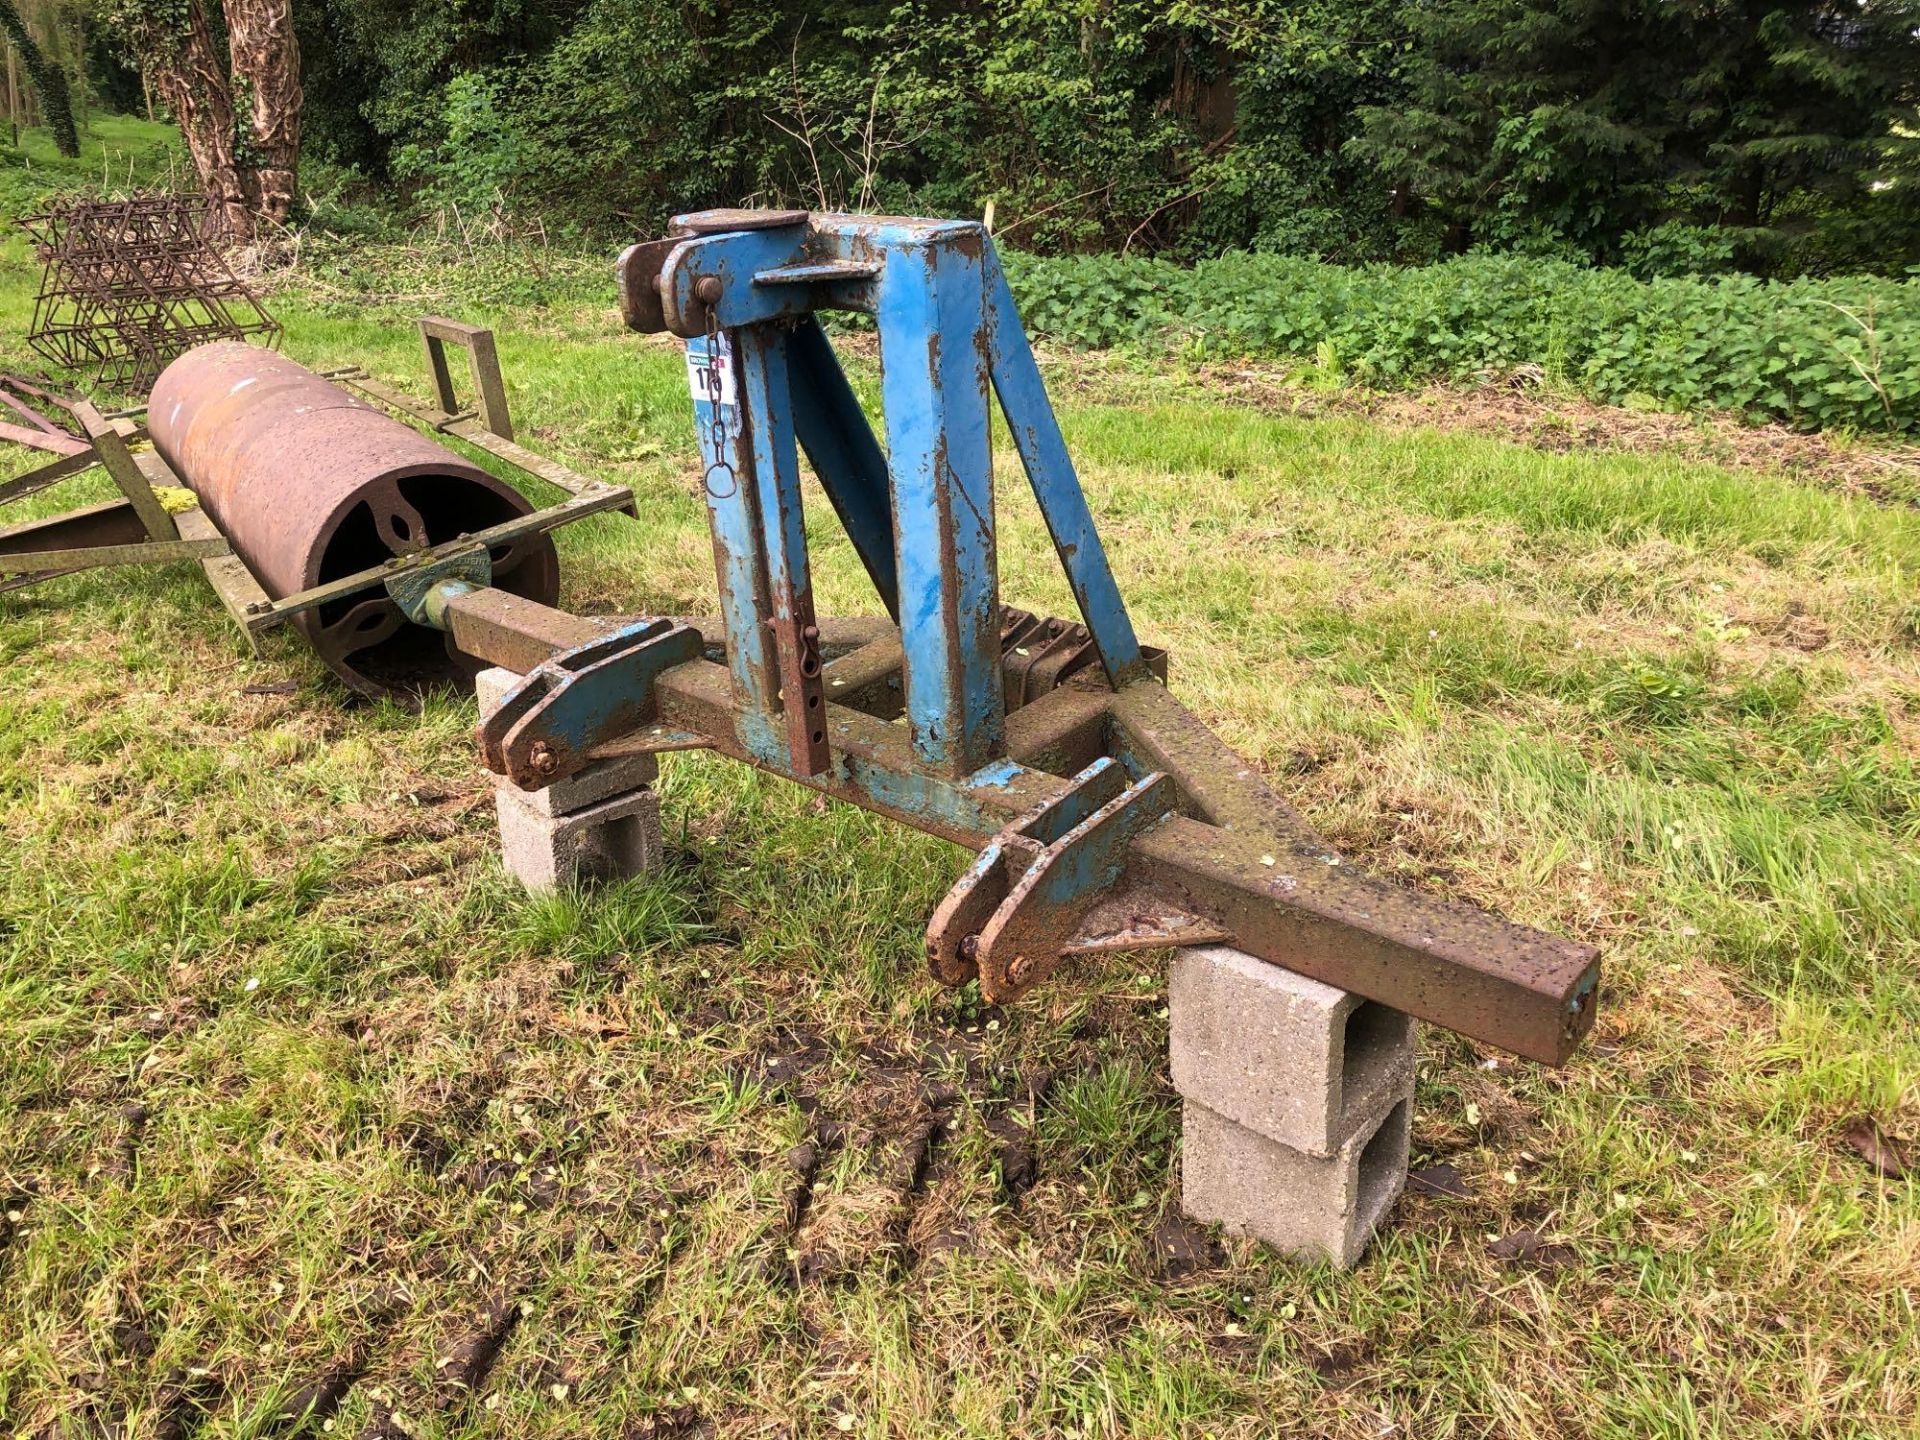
<box><xmin>20</xmin><ymin>193</ymin><xmax>282</xmax><ymax>394</ymax></box>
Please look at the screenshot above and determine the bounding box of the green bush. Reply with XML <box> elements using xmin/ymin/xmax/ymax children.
<box><xmin>1004</xmin><ymin>251</ymin><xmax>1920</xmax><ymax>433</ymax></box>
<box><xmin>390</xmin><ymin>71</ymin><xmax>540</xmax><ymax>219</ymax></box>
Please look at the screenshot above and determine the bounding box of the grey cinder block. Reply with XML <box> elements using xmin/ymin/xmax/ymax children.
<box><xmin>475</xmin><ymin>665</ymin><xmax>658</xmax><ymax>817</ymax></box>
<box><xmin>1181</xmin><ymin>1091</ymin><xmax>1413</xmax><ymax>1269</ymax></box>
<box><xmin>1170</xmin><ymin>945</ymin><xmax>1415</xmax><ymax>1157</ymax></box>
<box><xmin>495</xmin><ymin>784</ymin><xmax>662</xmax><ymax>893</ymax></box>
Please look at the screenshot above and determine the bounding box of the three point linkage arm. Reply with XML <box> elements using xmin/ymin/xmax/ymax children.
<box><xmin>401</xmin><ymin>210</ymin><xmax>1599</xmax><ymax>1066</ymax></box>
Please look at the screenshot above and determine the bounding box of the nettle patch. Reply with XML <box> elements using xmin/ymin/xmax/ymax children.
<box><xmin>1007</xmin><ymin>252</ymin><xmax>1920</xmax><ymax>436</ymax></box>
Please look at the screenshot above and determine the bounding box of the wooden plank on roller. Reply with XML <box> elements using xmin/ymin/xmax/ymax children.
<box><xmin>176</xmin><ymin>507</ymin><xmax>267</xmax><ymax>655</ymax></box>
<box><xmin>135</xmin><ymin>448</ymin><xmax>269</xmax><ymax>655</ymax></box>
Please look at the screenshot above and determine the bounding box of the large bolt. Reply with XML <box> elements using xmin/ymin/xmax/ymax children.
<box><xmin>528</xmin><ymin>741</ymin><xmax>560</xmax><ymax>778</ymax></box>
<box><xmin>694</xmin><ymin>276</ymin><xmax>724</xmax><ymax>305</ymax></box>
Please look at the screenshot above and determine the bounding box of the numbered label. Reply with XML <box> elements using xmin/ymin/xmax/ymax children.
<box><xmin>687</xmin><ymin>333</ymin><xmax>737</xmax><ymax>410</ymax></box>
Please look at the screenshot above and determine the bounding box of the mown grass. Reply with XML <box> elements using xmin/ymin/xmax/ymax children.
<box><xmin>1</xmin><ymin>116</ymin><xmax>1917</xmax><ymax>1439</ymax></box>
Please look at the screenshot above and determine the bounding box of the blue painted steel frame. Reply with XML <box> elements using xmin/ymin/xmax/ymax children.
<box><xmin>658</xmin><ymin>212</ymin><xmax>1148</xmax><ymax>781</ymax></box>
<box><xmin>787</xmin><ymin>318</ymin><xmax>899</xmax><ymax>620</ymax></box>
<box><xmin>982</xmin><ymin>250</ymin><xmax>1148</xmax><ymax>685</ymax></box>
<box><xmin>733</xmin><ymin>324</ymin><xmax>831</xmax><ymax>772</ymax></box>
<box><xmin>872</xmin><ymin>223</ymin><xmax>1005</xmax><ymax>776</ymax></box>
<box><xmin>688</xmin><ymin>330</ymin><xmax>783</xmax><ymax>765</ymax></box>
<box><xmin>467</xmin><ymin>208</ymin><xmax>1605</xmax><ymax>1063</ymax></box>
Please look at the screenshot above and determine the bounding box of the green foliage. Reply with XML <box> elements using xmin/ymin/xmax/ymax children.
<box><xmin>289</xmin><ymin>0</ymin><xmax>1918</xmax><ymax>274</ymax></box>
<box><xmin>1617</xmin><ymin>223</ymin><xmax>1739</xmax><ymax>281</ymax></box>
<box><xmin>0</xmin><ymin>112</ymin><xmax>180</xmax><ymax>216</ymax></box>
<box><xmin>389</xmin><ymin>69</ymin><xmax>537</xmax><ymax>216</ymax></box>
<box><xmin>1171</xmin><ymin>0</ymin><xmax>1414</xmax><ymax>261</ymax></box>
<box><xmin>1004</xmin><ymin>252</ymin><xmax>1186</xmax><ymax>348</ymax></box>
<box><xmin>1007</xmin><ymin>250</ymin><xmax>1920</xmax><ymax>432</ymax></box>
<box><xmin>1594</xmin><ymin>657</ymin><xmax>1710</xmax><ymax>729</ymax></box>
<box><xmin>347</xmin><ymin>0</ymin><xmax>1224</xmax><ymax>250</ymax></box>
<box><xmin>301</xmin><ymin>0</ymin><xmax>1404</xmax><ymax>252</ymax></box>
<box><xmin>495</xmin><ymin>0</ymin><xmax>784</xmax><ymax>235</ymax></box>
<box><xmin>1350</xmin><ymin>0</ymin><xmax>1920</xmax><ymax>269</ymax></box>
<box><xmin>0</xmin><ymin>0</ymin><xmax>80</xmax><ymax>157</ymax></box>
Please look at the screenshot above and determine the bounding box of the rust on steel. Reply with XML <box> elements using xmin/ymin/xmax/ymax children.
<box><xmin>0</xmin><ymin>374</ymin><xmax>90</xmax><ymax>455</ymax></box>
<box><xmin>148</xmin><ymin>343</ymin><xmax>559</xmax><ymax>697</ymax></box>
<box><xmin>20</xmin><ymin>193</ymin><xmax>281</xmax><ymax>393</ymax></box>
<box><xmin>442</xmin><ymin>589</ymin><xmax>1599</xmax><ymax>1063</ymax></box>
<box><xmin>0</xmin><ymin>499</ymin><xmax>151</xmax><ymax>592</ymax></box>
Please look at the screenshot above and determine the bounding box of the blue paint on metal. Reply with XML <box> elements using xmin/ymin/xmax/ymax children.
<box><xmin>736</xmin><ymin>322</ymin><xmax>831</xmax><ymax>775</ymax></box>
<box><xmin>661</xmin><ymin>228</ymin><xmax>812</xmax><ymax>332</ymax></box>
<box><xmin>982</xmin><ymin>245</ymin><xmax>1147</xmax><ymax>686</ymax></box>
<box><xmin>1015</xmin><ymin>757</ymin><xmax>1127</xmax><ymax>844</ymax></box>
<box><xmin>786</xmin><ymin>318</ymin><xmax>899</xmax><ymax>619</ymax></box>
<box><xmin>962</xmin><ymin>758</ymin><xmax>1026</xmax><ymax>792</ymax></box>
<box><xmin>875</xmin><ymin>225</ymin><xmax>1005</xmax><ymax>777</ymax></box>
<box><xmin>839</xmin><ymin>750</ymin><xmax>1006</xmax><ymax>840</ymax></box>
<box><xmin>489</xmin><ymin>619</ymin><xmax>704</xmax><ymax>786</ymax></box>
<box><xmin>1009</xmin><ymin>775</ymin><xmax>1174</xmax><ymax>924</ymax></box>
<box><xmin>659</xmin><ymin>214</ymin><xmax>1139</xmax><ymax>786</ymax></box>
<box><xmin>736</xmin><ymin>326</ymin><xmax>809</xmax><ymax>628</ymax></box>
<box><xmin>947</xmin><ymin>842</ymin><xmax>1011</xmax><ymax>906</ymax></box>
<box><xmin>519</xmin><ymin>210</ymin><xmax>1601</xmax><ymax>1057</ymax></box>
<box><xmin>687</xmin><ymin>331</ymin><xmax>782</xmax><ymax>765</ymax></box>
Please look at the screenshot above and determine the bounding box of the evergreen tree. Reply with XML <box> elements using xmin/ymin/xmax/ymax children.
<box><xmin>1349</xmin><ymin>0</ymin><xmax>1920</xmax><ymax>261</ymax></box>
<box><xmin>0</xmin><ymin>0</ymin><xmax>80</xmax><ymax>157</ymax></box>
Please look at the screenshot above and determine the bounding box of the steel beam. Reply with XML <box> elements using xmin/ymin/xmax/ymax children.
<box><xmin>439</xmin><ymin>589</ymin><xmax>1597</xmax><ymax>1063</ymax></box>
<box><xmin>871</xmin><ymin>224</ymin><xmax>1005</xmax><ymax>775</ymax></box>
<box><xmin>596</xmin><ymin>210</ymin><xmax>1601</xmax><ymax>1065</ymax></box>
<box><xmin>983</xmin><ymin>248</ymin><xmax>1147</xmax><ymax>686</ymax></box>
<box><xmin>688</xmin><ymin>330</ymin><xmax>785</xmax><ymax>766</ymax></box>
<box><xmin>786</xmin><ymin>318</ymin><xmax>898</xmax><ymax>618</ymax></box>
<box><xmin>735</xmin><ymin>324</ymin><xmax>831</xmax><ymax>775</ymax></box>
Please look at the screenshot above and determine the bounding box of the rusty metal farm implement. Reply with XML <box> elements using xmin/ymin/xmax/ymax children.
<box><xmin>0</xmin><ymin>319</ymin><xmax>630</xmax><ymax>696</ymax></box>
<box><xmin>0</xmin><ymin>208</ymin><xmax>1599</xmax><ymax>1066</ymax></box>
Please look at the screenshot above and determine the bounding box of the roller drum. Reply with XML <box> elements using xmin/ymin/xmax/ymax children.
<box><xmin>148</xmin><ymin>342</ymin><xmax>559</xmax><ymax>697</ymax></box>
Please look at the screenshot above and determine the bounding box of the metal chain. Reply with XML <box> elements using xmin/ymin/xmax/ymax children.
<box><xmin>701</xmin><ymin>300</ymin><xmax>738</xmax><ymax>501</ymax></box>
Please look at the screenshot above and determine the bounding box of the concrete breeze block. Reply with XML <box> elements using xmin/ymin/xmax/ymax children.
<box><xmin>1170</xmin><ymin>945</ymin><xmax>1415</xmax><ymax>1157</ymax></box>
<box><xmin>1182</xmin><ymin>1092</ymin><xmax>1413</xmax><ymax>1269</ymax></box>
<box><xmin>476</xmin><ymin>666</ymin><xmax>658</xmax><ymax>817</ymax></box>
<box><xmin>496</xmin><ymin>784</ymin><xmax>662</xmax><ymax>893</ymax></box>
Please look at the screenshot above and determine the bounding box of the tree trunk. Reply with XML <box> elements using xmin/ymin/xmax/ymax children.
<box><xmin>0</xmin><ymin>0</ymin><xmax>78</xmax><ymax>156</ymax></box>
<box><xmin>1724</xmin><ymin>161</ymin><xmax>1764</xmax><ymax>231</ymax></box>
<box><xmin>145</xmin><ymin>1</ymin><xmax>251</xmax><ymax>240</ymax></box>
<box><xmin>125</xmin><ymin>0</ymin><xmax>301</xmax><ymax>241</ymax></box>
<box><xmin>222</xmin><ymin>0</ymin><xmax>301</xmax><ymax>227</ymax></box>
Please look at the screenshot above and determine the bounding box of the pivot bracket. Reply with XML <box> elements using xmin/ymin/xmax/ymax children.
<box><xmin>478</xmin><ymin>618</ymin><xmax>704</xmax><ymax>788</ymax></box>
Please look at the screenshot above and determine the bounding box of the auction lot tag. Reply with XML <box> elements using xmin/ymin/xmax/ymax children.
<box><xmin>688</xmin><ymin>334</ymin><xmax>737</xmax><ymax>410</ymax></box>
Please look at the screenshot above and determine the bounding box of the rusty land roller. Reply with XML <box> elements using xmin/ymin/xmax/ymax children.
<box><xmin>148</xmin><ymin>343</ymin><xmax>560</xmax><ymax>696</ymax></box>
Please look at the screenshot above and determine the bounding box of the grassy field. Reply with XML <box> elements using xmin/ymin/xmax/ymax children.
<box><xmin>1</xmin><ymin>118</ymin><xmax>1918</xmax><ymax>1439</ymax></box>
